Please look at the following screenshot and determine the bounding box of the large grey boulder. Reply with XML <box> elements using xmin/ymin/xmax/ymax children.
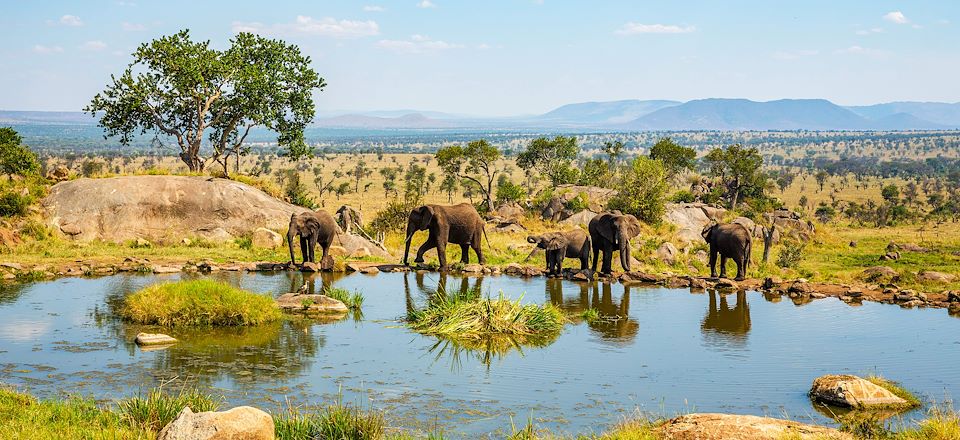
<box><xmin>251</xmin><ymin>228</ymin><xmax>283</xmax><ymax>249</ymax></box>
<box><xmin>43</xmin><ymin>176</ymin><xmax>309</xmax><ymax>243</ymax></box>
<box><xmin>334</xmin><ymin>233</ymin><xmax>390</xmax><ymax>258</ymax></box>
<box><xmin>560</xmin><ymin>210</ymin><xmax>598</xmax><ymax>226</ymax></box>
<box><xmin>158</xmin><ymin>406</ymin><xmax>274</xmax><ymax>440</ymax></box>
<box><xmin>663</xmin><ymin>203</ymin><xmax>727</xmax><ymax>245</ymax></box>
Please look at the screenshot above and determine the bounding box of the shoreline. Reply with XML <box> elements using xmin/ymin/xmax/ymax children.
<box><xmin>1</xmin><ymin>256</ymin><xmax>957</xmax><ymax>314</ymax></box>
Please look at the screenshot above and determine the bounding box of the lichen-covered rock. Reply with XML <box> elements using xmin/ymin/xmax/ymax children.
<box><xmin>657</xmin><ymin>413</ymin><xmax>851</xmax><ymax>440</ymax></box>
<box><xmin>860</xmin><ymin>266</ymin><xmax>898</xmax><ymax>282</ymax></box>
<box><xmin>919</xmin><ymin>271</ymin><xmax>956</xmax><ymax>283</ymax></box>
<box><xmin>276</xmin><ymin>293</ymin><xmax>348</xmax><ymax>314</ymax></box>
<box><xmin>655</xmin><ymin>242</ymin><xmax>679</xmax><ymax>265</ymax></box>
<box><xmin>135</xmin><ymin>332</ymin><xmax>177</xmax><ymax>346</ymax></box>
<box><xmin>251</xmin><ymin>228</ymin><xmax>282</xmax><ymax>249</ymax></box>
<box><xmin>663</xmin><ymin>203</ymin><xmax>727</xmax><ymax>245</ymax></box>
<box><xmin>810</xmin><ymin>375</ymin><xmax>910</xmax><ymax>408</ymax></box>
<box><xmin>158</xmin><ymin>406</ymin><xmax>274</xmax><ymax>440</ymax></box>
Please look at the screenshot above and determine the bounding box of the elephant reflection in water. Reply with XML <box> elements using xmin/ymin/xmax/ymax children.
<box><xmin>545</xmin><ymin>278</ymin><xmax>639</xmax><ymax>343</ymax></box>
<box><xmin>701</xmin><ymin>290</ymin><xmax>752</xmax><ymax>347</ymax></box>
<box><xmin>403</xmin><ymin>271</ymin><xmax>483</xmax><ymax>316</ymax></box>
<box><xmin>287</xmin><ymin>271</ymin><xmax>349</xmax><ymax>295</ymax></box>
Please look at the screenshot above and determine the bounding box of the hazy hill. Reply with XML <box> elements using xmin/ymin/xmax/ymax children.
<box><xmin>625</xmin><ymin>98</ymin><xmax>881</xmax><ymax>130</ymax></box>
<box><xmin>313</xmin><ymin>113</ymin><xmax>455</xmax><ymax>129</ymax></box>
<box><xmin>846</xmin><ymin>102</ymin><xmax>960</xmax><ymax>128</ymax></box>
<box><xmin>0</xmin><ymin>110</ymin><xmax>94</xmax><ymax>125</ymax></box>
<box><xmin>535</xmin><ymin>99</ymin><xmax>681</xmax><ymax>125</ymax></box>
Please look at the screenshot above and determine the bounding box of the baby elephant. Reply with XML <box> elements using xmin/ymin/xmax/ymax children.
<box><xmin>526</xmin><ymin>229</ymin><xmax>592</xmax><ymax>276</ymax></box>
<box><xmin>701</xmin><ymin>222</ymin><xmax>752</xmax><ymax>281</ymax></box>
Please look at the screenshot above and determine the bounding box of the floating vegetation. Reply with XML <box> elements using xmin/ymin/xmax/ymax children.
<box><xmin>579</xmin><ymin>308</ymin><xmax>601</xmax><ymax>324</ymax></box>
<box><xmin>120</xmin><ymin>279</ymin><xmax>281</xmax><ymax>326</ymax></box>
<box><xmin>407</xmin><ymin>285</ymin><xmax>566</xmax><ymax>341</ymax></box>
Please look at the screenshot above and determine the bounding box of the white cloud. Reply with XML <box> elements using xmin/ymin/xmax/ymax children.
<box><xmin>122</xmin><ymin>22</ymin><xmax>146</xmax><ymax>31</ymax></box>
<box><xmin>476</xmin><ymin>43</ymin><xmax>492</xmax><ymax>50</ymax></box>
<box><xmin>835</xmin><ymin>45</ymin><xmax>887</xmax><ymax>57</ymax></box>
<box><xmin>80</xmin><ymin>40</ymin><xmax>107</xmax><ymax>51</ymax></box>
<box><xmin>377</xmin><ymin>34</ymin><xmax>463</xmax><ymax>54</ymax></box>
<box><xmin>363</xmin><ymin>5</ymin><xmax>385</xmax><ymax>12</ymax></box>
<box><xmin>772</xmin><ymin>49</ymin><xmax>819</xmax><ymax>60</ymax></box>
<box><xmin>883</xmin><ymin>11</ymin><xmax>909</xmax><ymax>24</ymax></box>
<box><xmin>855</xmin><ymin>27</ymin><xmax>884</xmax><ymax>35</ymax></box>
<box><xmin>417</xmin><ymin>0</ymin><xmax>436</xmax><ymax>8</ymax></box>
<box><xmin>231</xmin><ymin>16</ymin><xmax>380</xmax><ymax>38</ymax></box>
<box><xmin>32</xmin><ymin>44</ymin><xmax>64</xmax><ymax>54</ymax></box>
<box><xmin>616</xmin><ymin>22</ymin><xmax>695</xmax><ymax>35</ymax></box>
<box><xmin>50</xmin><ymin>15</ymin><xmax>83</xmax><ymax>26</ymax></box>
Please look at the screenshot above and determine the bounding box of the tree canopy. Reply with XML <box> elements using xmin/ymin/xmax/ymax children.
<box><xmin>86</xmin><ymin>30</ymin><xmax>325</xmax><ymax>173</ymax></box>
<box><xmin>649</xmin><ymin>137</ymin><xmax>696</xmax><ymax>180</ymax></box>
<box><xmin>0</xmin><ymin>127</ymin><xmax>40</xmax><ymax>177</ymax></box>
<box><xmin>435</xmin><ymin>139</ymin><xmax>501</xmax><ymax>210</ymax></box>
<box><xmin>516</xmin><ymin>135</ymin><xmax>580</xmax><ymax>186</ymax></box>
<box><xmin>703</xmin><ymin>143</ymin><xmax>765</xmax><ymax>210</ymax></box>
<box><xmin>607</xmin><ymin>157</ymin><xmax>667</xmax><ymax>224</ymax></box>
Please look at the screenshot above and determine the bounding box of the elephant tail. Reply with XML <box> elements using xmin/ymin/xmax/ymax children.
<box><xmin>745</xmin><ymin>236</ymin><xmax>752</xmax><ymax>272</ymax></box>
<box><xmin>482</xmin><ymin>223</ymin><xmax>491</xmax><ymax>249</ymax></box>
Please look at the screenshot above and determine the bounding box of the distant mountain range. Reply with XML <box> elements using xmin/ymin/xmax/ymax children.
<box><xmin>4</xmin><ymin>98</ymin><xmax>960</xmax><ymax>131</ymax></box>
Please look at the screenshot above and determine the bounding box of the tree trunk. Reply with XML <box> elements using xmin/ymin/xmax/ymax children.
<box><xmin>762</xmin><ymin>224</ymin><xmax>776</xmax><ymax>263</ymax></box>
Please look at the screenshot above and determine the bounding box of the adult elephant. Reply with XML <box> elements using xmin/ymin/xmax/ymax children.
<box><xmin>402</xmin><ymin>203</ymin><xmax>488</xmax><ymax>270</ymax></box>
<box><xmin>588</xmin><ymin>212</ymin><xmax>642</xmax><ymax>274</ymax></box>
<box><xmin>526</xmin><ymin>229</ymin><xmax>591</xmax><ymax>276</ymax></box>
<box><xmin>287</xmin><ymin>210</ymin><xmax>338</xmax><ymax>268</ymax></box>
<box><xmin>701</xmin><ymin>222</ymin><xmax>752</xmax><ymax>280</ymax></box>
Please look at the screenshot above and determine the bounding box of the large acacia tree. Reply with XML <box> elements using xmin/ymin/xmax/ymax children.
<box><xmin>86</xmin><ymin>30</ymin><xmax>325</xmax><ymax>173</ymax></box>
<box><xmin>435</xmin><ymin>139</ymin><xmax>501</xmax><ymax>210</ymax></box>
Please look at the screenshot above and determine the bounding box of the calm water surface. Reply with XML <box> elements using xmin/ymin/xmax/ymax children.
<box><xmin>0</xmin><ymin>271</ymin><xmax>957</xmax><ymax>437</ymax></box>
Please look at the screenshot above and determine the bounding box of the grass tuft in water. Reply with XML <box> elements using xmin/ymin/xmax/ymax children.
<box><xmin>117</xmin><ymin>386</ymin><xmax>221</xmax><ymax>432</ymax></box>
<box><xmin>579</xmin><ymin>309</ymin><xmax>601</xmax><ymax>324</ymax></box>
<box><xmin>120</xmin><ymin>279</ymin><xmax>281</xmax><ymax>326</ymax></box>
<box><xmin>407</xmin><ymin>285</ymin><xmax>566</xmax><ymax>341</ymax></box>
<box><xmin>274</xmin><ymin>399</ymin><xmax>385</xmax><ymax>440</ymax></box>
<box><xmin>323</xmin><ymin>286</ymin><xmax>365</xmax><ymax>310</ymax></box>
<box><xmin>865</xmin><ymin>375</ymin><xmax>921</xmax><ymax>408</ymax></box>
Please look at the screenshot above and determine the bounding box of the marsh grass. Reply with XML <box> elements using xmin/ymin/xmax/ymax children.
<box><xmin>865</xmin><ymin>375</ymin><xmax>921</xmax><ymax>408</ymax></box>
<box><xmin>407</xmin><ymin>285</ymin><xmax>566</xmax><ymax>341</ymax></box>
<box><xmin>274</xmin><ymin>398</ymin><xmax>385</xmax><ymax>440</ymax></box>
<box><xmin>579</xmin><ymin>308</ymin><xmax>601</xmax><ymax>324</ymax></box>
<box><xmin>120</xmin><ymin>279</ymin><xmax>281</xmax><ymax>326</ymax></box>
<box><xmin>117</xmin><ymin>386</ymin><xmax>221</xmax><ymax>432</ymax></box>
<box><xmin>323</xmin><ymin>286</ymin><xmax>365</xmax><ymax>310</ymax></box>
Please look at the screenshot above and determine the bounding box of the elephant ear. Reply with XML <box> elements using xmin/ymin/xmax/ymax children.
<box><xmin>598</xmin><ymin>215</ymin><xmax>619</xmax><ymax>245</ymax></box>
<box><xmin>621</xmin><ymin>215</ymin><xmax>642</xmax><ymax>239</ymax></box>
<box><xmin>544</xmin><ymin>234</ymin><xmax>568</xmax><ymax>251</ymax></box>
<box><xmin>701</xmin><ymin>222</ymin><xmax>716</xmax><ymax>240</ymax></box>
<box><xmin>417</xmin><ymin>205</ymin><xmax>435</xmax><ymax>230</ymax></box>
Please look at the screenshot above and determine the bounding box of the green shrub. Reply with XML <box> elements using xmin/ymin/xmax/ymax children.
<box><xmin>776</xmin><ymin>241</ymin><xmax>805</xmax><ymax>269</ymax></box>
<box><xmin>407</xmin><ymin>287</ymin><xmax>566</xmax><ymax>340</ymax></box>
<box><xmin>235</xmin><ymin>235</ymin><xmax>253</xmax><ymax>250</ymax></box>
<box><xmin>0</xmin><ymin>192</ymin><xmax>31</xmax><ymax>217</ymax></box>
<box><xmin>120</xmin><ymin>279</ymin><xmax>281</xmax><ymax>326</ymax></box>
<box><xmin>606</xmin><ymin>157</ymin><xmax>667</xmax><ymax>224</ymax></box>
<box><xmin>322</xmin><ymin>287</ymin><xmax>364</xmax><ymax>310</ymax></box>
<box><xmin>19</xmin><ymin>219</ymin><xmax>50</xmax><ymax>241</ymax></box>
<box><xmin>670</xmin><ymin>190</ymin><xmax>695</xmax><ymax>203</ymax></box>
<box><xmin>0</xmin><ymin>388</ymin><xmax>148</xmax><ymax>439</ymax></box>
<box><xmin>565</xmin><ymin>192</ymin><xmax>590</xmax><ymax>212</ymax></box>
<box><xmin>117</xmin><ymin>387</ymin><xmax>220</xmax><ymax>432</ymax></box>
<box><xmin>495</xmin><ymin>180</ymin><xmax>526</xmax><ymax>204</ymax></box>
<box><xmin>369</xmin><ymin>200</ymin><xmax>413</xmax><ymax>234</ymax></box>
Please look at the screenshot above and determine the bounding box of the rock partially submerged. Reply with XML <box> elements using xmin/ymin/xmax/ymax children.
<box><xmin>657</xmin><ymin>413</ymin><xmax>851</xmax><ymax>439</ymax></box>
<box><xmin>158</xmin><ymin>406</ymin><xmax>274</xmax><ymax>440</ymax></box>
<box><xmin>134</xmin><ymin>332</ymin><xmax>177</xmax><ymax>346</ymax></box>
<box><xmin>276</xmin><ymin>292</ymin><xmax>348</xmax><ymax>315</ymax></box>
<box><xmin>810</xmin><ymin>375</ymin><xmax>911</xmax><ymax>409</ymax></box>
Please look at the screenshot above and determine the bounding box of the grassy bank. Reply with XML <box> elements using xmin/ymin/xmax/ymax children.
<box><xmin>121</xmin><ymin>279</ymin><xmax>281</xmax><ymax>326</ymax></box>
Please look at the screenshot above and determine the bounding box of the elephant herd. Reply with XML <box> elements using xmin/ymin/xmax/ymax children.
<box><xmin>289</xmin><ymin>202</ymin><xmax>753</xmax><ymax>281</ymax></box>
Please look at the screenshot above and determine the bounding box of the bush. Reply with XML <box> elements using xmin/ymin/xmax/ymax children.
<box><xmin>776</xmin><ymin>241</ymin><xmax>805</xmax><ymax>269</ymax></box>
<box><xmin>495</xmin><ymin>180</ymin><xmax>526</xmax><ymax>204</ymax></box>
<box><xmin>284</xmin><ymin>171</ymin><xmax>316</xmax><ymax>209</ymax></box>
<box><xmin>670</xmin><ymin>190</ymin><xmax>695</xmax><ymax>203</ymax></box>
<box><xmin>19</xmin><ymin>218</ymin><xmax>50</xmax><ymax>241</ymax></box>
<box><xmin>0</xmin><ymin>192</ymin><xmax>31</xmax><ymax>217</ymax></box>
<box><xmin>120</xmin><ymin>279</ymin><xmax>281</xmax><ymax>326</ymax></box>
<box><xmin>369</xmin><ymin>200</ymin><xmax>413</xmax><ymax>234</ymax></box>
<box><xmin>565</xmin><ymin>192</ymin><xmax>590</xmax><ymax>212</ymax></box>
<box><xmin>606</xmin><ymin>157</ymin><xmax>667</xmax><ymax>224</ymax></box>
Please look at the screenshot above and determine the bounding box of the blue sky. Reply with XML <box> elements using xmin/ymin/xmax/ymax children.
<box><xmin>2</xmin><ymin>1</ymin><xmax>958</xmax><ymax>115</ymax></box>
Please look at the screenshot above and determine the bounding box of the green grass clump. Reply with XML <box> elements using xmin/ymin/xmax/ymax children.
<box><xmin>0</xmin><ymin>387</ymin><xmax>151</xmax><ymax>439</ymax></box>
<box><xmin>117</xmin><ymin>387</ymin><xmax>220</xmax><ymax>432</ymax></box>
<box><xmin>407</xmin><ymin>286</ymin><xmax>566</xmax><ymax>341</ymax></box>
<box><xmin>323</xmin><ymin>286</ymin><xmax>365</xmax><ymax>310</ymax></box>
<box><xmin>579</xmin><ymin>309</ymin><xmax>601</xmax><ymax>324</ymax></box>
<box><xmin>865</xmin><ymin>375</ymin><xmax>921</xmax><ymax>408</ymax></box>
<box><xmin>274</xmin><ymin>401</ymin><xmax>385</xmax><ymax>440</ymax></box>
<box><xmin>120</xmin><ymin>279</ymin><xmax>281</xmax><ymax>326</ymax></box>
<box><xmin>892</xmin><ymin>406</ymin><xmax>960</xmax><ymax>440</ymax></box>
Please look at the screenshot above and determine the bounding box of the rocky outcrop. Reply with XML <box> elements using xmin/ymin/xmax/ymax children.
<box><xmin>919</xmin><ymin>270</ymin><xmax>956</xmax><ymax>283</ymax></box>
<box><xmin>251</xmin><ymin>228</ymin><xmax>283</xmax><ymax>249</ymax></box>
<box><xmin>492</xmin><ymin>202</ymin><xmax>525</xmax><ymax>222</ymax></box>
<box><xmin>43</xmin><ymin>176</ymin><xmax>309</xmax><ymax>243</ymax></box>
<box><xmin>560</xmin><ymin>210</ymin><xmax>598</xmax><ymax>226</ymax></box>
<box><xmin>334</xmin><ymin>234</ymin><xmax>390</xmax><ymax>258</ymax></box>
<box><xmin>860</xmin><ymin>266</ymin><xmax>898</xmax><ymax>282</ymax></box>
<box><xmin>276</xmin><ymin>293</ymin><xmax>348</xmax><ymax>315</ymax></box>
<box><xmin>764</xmin><ymin>209</ymin><xmax>815</xmax><ymax>241</ymax></box>
<box><xmin>655</xmin><ymin>242</ymin><xmax>679</xmax><ymax>265</ymax></box>
<box><xmin>810</xmin><ymin>375</ymin><xmax>911</xmax><ymax>408</ymax></box>
<box><xmin>663</xmin><ymin>203</ymin><xmax>726</xmax><ymax>245</ymax></box>
<box><xmin>45</xmin><ymin>165</ymin><xmax>70</xmax><ymax>182</ymax></box>
<box><xmin>157</xmin><ymin>406</ymin><xmax>274</xmax><ymax>440</ymax></box>
<box><xmin>657</xmin><ymin>413</ymin><xmax>851</xmax><ymax>439</ymax></box>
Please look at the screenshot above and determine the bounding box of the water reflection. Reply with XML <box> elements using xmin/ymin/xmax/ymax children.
<box><xmin>0</xmin><ymin>282</ymin><xmax>30</xmax><ymax>306</ymax></box>
<box><xmin>545</xmin><ymin>279</ymin><xmax>639</xmax><ymax>344</ymax></box>
<box><xmin>701</xmin><ymin>290</ymin><xmax>751</xmax><ymax>349</ymax></box>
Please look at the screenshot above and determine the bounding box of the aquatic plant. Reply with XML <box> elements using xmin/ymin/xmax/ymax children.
<box><xmin>117</xmin><ymin>386</ymin><xmax>220</xmax><ymax>432</ymax></box>
<box><xmin>274</xmin><ymin>398</ymin><xmax>385</xmax><ymax>440</ymax></box>
<box><xmin>322</xmin><ymin>286</ymin><xmax>364</xmax><ymax>310</ymax></box>
<box><xmin>865</xmin><ymin>375</ymin><xmax>921</xmax><ymax>408</ymax></box>
<box><xmin>120</xmin><ymin>279</ymin><xmax>281</xmax><ymax>326</ymax></box>
<box><xmin>407</xmin><ymin>286</ymin><xmax>566</xmax><ymax>341</ymax></box>
<box><xmin>579</xmin><ymin>308</ymin><xmax>601</xmax><ymax>324</ymax></box>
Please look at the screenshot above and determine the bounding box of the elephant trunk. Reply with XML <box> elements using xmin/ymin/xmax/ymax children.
<box><xmin>619</xmin><ymin>233</ymin><xmax>631</xmax><ymax>272</ymax></box>
<box><xmin>287</xmin><ymin>228</ymin><xmax>297</xmax><ymax>265</ymax></box>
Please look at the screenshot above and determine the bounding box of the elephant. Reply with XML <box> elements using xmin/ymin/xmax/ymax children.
<box><xmin>335</xmin><ymin>205</ymin><xmax>363</xmax><ymax>235</ymax></box>
<box><xmin>588</xmin><ymin>212</ymin><xmax>642</xmax><ymax>274</ymax></box>
<box><xmin>402</xmin><ymin>203</ymin><xmax>488</xmax><ymax>270</ymax></box>
<box><xmin>287</xmin><ymin>210</ymin><xmax>338</xmax><ymax>268</ymax></box>
<box><xmin>525</xmin><ymin>229</ymin><xmax>591</xmax><ymax>275</ymax></box>
<box><xmin>701</xmin><ymin>222</ymin><xmax>752</xmax><ymax>281</ymax></box>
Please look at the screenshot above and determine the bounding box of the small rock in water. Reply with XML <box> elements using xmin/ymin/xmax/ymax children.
<box><xmin>135</xmin><ymin>332</ymin><xmax>177</xmax><ymax>346</ymax></box>
<box><xmin>462</xmin><ymin>264</ymin><xmax>483</xmax><ymax>273</ymax></box>
<box><xmin>300</xmin><ymin>262</ymin><xmax>319</xmax><ymax>272</ymax></box>
<box><xmin>360</xmin><ymin>266</ymin><xmax>379</xmax><ymax>274</ymax></box>
<box><xmin>810</xmin><ymin>374</ymin><xmax>910</xmax><ymax>409</ymax></box>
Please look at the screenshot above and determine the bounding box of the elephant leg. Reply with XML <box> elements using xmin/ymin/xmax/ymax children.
<box><xmin>735</xmin><ymin>255</ymin><xmax>746</xmax><ymax>281</ymax></box>
<box><xmin>300</xmin><ymin>236</ymin><xmax>310</xmax><ymax>263</ymax></box>
<box><xmin>436</xmin><ymin>240</ymin><xmax>448</xmax><ymax>270</ymax></box>
<box><xmin>460</xmin><ymin>243</ymin><xmax>470</xmax><ymax>264</ymax></box>
<box><xmin>719</xmin><ymin>255</ymin><xmax>728</xmax><ymax>278</ymax></box>
<box><xmin>473</xmin><ymin>231</ymin><xmax>485</xmax><ymax>265</ymax></box>
<box><xmin>308</xmin><ymin>235</ymin><xmax>318</xmax><ymax>263</ymax></box>
<box><xmin>415</xmin><ymin>236</ymin><xmax>437</xmax><ymax>263</ymax></box>
<box><xmin>591</xmin><ymin>241</ymin><xmax>601</xmax><ymax>272</ymax></box>
<box><xmin>601</xmin><ymin>247</ymin><xmax>613</xmax><ymax>274</ymax></box>
<box><xmin>709</xmin><ymin>248</ymin><xmax>718</xmax><ymax>278</ymax></box>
